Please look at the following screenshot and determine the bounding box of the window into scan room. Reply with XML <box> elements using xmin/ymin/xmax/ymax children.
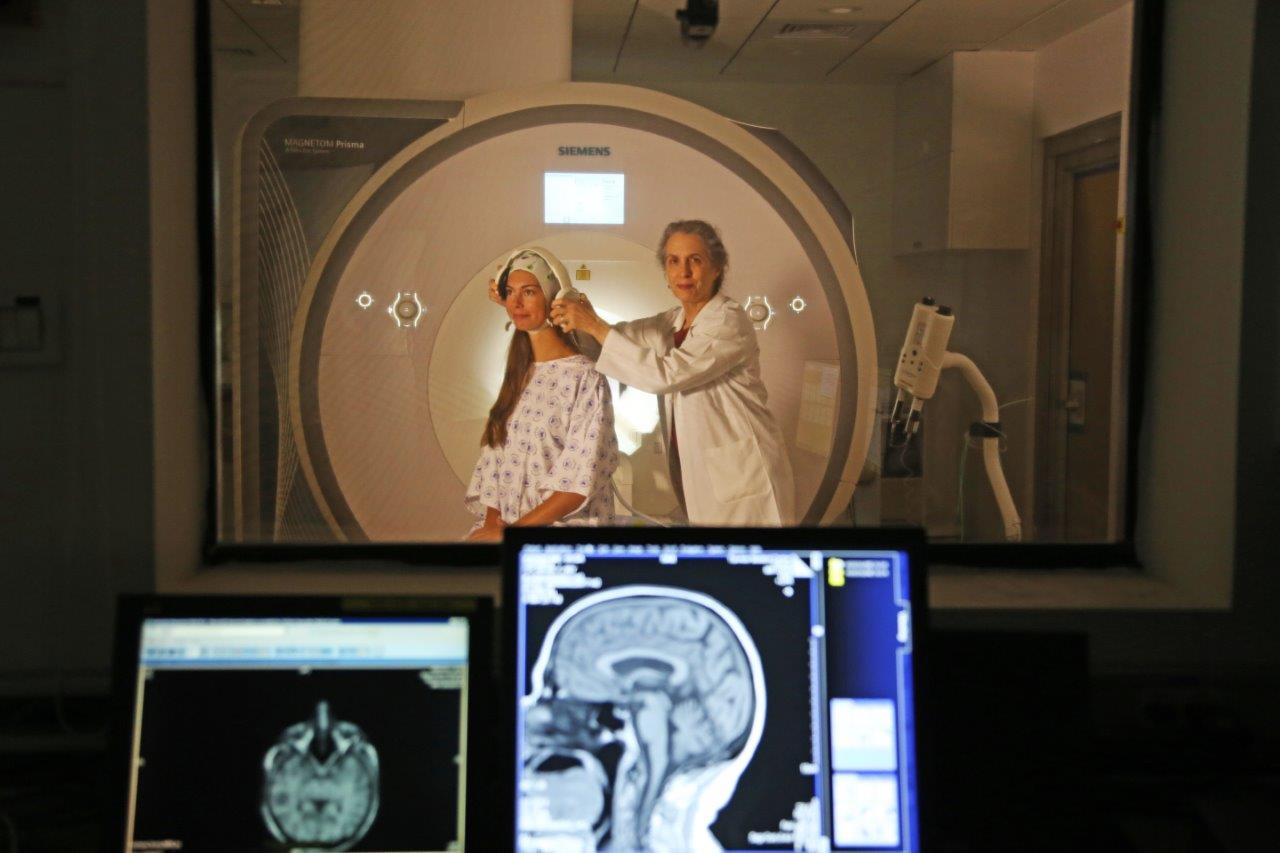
<box><xmin>571</xmin><ymin>0</ymin><xmax>1139</xmax><ymax>545</ymax></box>
<box><xmin>207</xmin><ymin>1</ymin><xmax>1139</xmax><ymax>545</ymax></box>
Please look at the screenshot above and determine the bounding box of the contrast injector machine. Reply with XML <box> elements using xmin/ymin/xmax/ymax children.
<box><xmin>890</xmin><ymin>298</ymin><xmax>1023</xmax><ymax>542</ymax></box>
<box><xmin>890</xmin><ymin>298</ymin><xmax>954</xmax><ymax>447</ymax></box>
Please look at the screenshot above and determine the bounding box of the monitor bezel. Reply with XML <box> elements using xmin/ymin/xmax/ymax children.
<box><xmin>105</xmin><ymin>593</ymin><xmax>497</xmax><ymax>853</ymax></box>
<box><xmin>500</xmin><ymin>525</ymin><xmax>929</xmax><ymax>852</ymax></box>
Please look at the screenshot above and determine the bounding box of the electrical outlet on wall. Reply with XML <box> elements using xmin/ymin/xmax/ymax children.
<box><xmin>0</xmin><ymin>289</ymin><xmax>61</xmax><ymax>366</ymax></box>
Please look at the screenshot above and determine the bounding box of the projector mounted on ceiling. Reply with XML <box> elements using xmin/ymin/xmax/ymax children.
<box><xmin>676</xmin><ymin>0</ymin><xmax>719</xmax><ymax>47</ymax></box>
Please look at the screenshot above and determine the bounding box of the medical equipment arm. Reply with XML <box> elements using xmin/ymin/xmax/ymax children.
<box><xmin>889</xmin><ymin>298</ymin><xmax>1023</xmax><ymax>542</ymax></box>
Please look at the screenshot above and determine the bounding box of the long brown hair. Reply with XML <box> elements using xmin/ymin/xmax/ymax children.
<box><xmin>481</xmin><ymin>326</ymin><xmax>581</xmax><ymax>448</ymax></box>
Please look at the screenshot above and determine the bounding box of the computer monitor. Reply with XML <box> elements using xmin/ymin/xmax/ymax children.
<box><xmin>108</xmin><ymin>595</ymin><xmax>493</xmax><ymax>853</ymax></box>
<box><xmin>503</xmin><ymin>527</ymin><xmax>926</xmax><ymax>853</ymax></box>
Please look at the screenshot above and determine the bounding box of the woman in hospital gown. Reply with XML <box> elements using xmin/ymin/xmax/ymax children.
<box><xmin>549</xmin><ymin>219</ymin><xmax>795</xmax><ymax>526</ymax></box>
<box><xmin>466</xmin><ymin>251</ymin><xmax>618</xmax><ymax>541</ymax></box>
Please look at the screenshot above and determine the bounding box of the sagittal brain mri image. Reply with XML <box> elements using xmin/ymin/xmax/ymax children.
<box><xmin>261</xmin><ymin>700</ymin><xmax>381</xmax><ymax>851</ymax></box>
<box><xmin>521</xmin><ymin>588</ymin><xmax>766</xmax><ymax>851</ymax></box>
<box><xmin>513</xmin><ymin>542</ymin><xmax>923</xmax><ymax>851</ymax></box>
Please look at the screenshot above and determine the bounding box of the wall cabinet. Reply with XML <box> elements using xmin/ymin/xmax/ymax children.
<box><xmin>892</xmin><ymin>51</ymin><xmax>1034</xmax><ymax>254</ymax></box>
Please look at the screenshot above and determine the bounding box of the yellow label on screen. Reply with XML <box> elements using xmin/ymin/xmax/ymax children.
<box><xmin>827</xmin><ymin>557</ymin><xmax>846</xmax><ymax>587</ymax></box>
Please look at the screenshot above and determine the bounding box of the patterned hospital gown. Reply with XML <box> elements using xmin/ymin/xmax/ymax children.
<box><xmin>466</xmin><ymin>355</ymin><xmax>618</xmax><ymax>529</ymax></box>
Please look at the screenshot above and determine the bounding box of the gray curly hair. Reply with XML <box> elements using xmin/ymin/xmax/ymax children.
<box><xmin>656</xmin><ymin>219</ymin><xmax>729</xmax><ymax>294</ymax></box>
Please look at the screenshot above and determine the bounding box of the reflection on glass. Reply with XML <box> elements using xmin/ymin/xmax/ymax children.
<box><xmin>207</xmin><ymin>1</ymin><xmax>1137</xmax><ymax>545</ymax></box>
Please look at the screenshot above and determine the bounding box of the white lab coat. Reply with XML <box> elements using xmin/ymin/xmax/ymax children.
<box><xmin>595</xmin><ymin>292</ymin><xmax>796</xmax><ymax>525</ymax></box>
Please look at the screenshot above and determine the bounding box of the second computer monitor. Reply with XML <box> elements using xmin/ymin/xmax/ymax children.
<box><xmin>110</xmin><ymin>595</ymin><xmax>493</xmax><ymax>853</ymax></box>
<box><xmin>504</xmin><ymin>527</ymin><xmax>926</xmax><ymax>853</ymax></box>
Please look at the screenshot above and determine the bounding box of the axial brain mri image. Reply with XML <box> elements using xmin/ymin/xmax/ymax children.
<box><xmin>521</xmin><ymin>589</ymin><xmax>764</xmax><ymax>851</ymax></box>
<box><xmin>261</xmin><ymin>700</ymin><xmax>381</xmax><ymax>851</ymax></box>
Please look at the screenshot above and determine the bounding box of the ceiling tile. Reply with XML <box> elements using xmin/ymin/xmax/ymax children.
<box><xmin>572</xmin><ymin>13</ymin><xmax>629</xmax><ymax>75</ymax></box>
<box><xmin>770</xmin><ymin>0</ymin><xmax>916</xmax><ymax>19</ymax></box>
<box><xmin>724</xmin><ymin>11</ymin><xmax>885</xmax><ymax>81</ymax></box>
<box><xmin>878</xmin><ymin>0</ymin><xmax>1063</xmax><ymax>46</ymax></box>
<box><xmin>574</xmin><ymin>0</ymin><xmax>1128</xmax><ymax>84</ymax></box>
<box><xmin>725</xmin><ymin>38</ymin><xmax>857</xmax><ymax>83</ymax></box>
<box><xmin>672</xmin><ymin>0</ymin><xmax>778</xmax><ymax>20</ymax></box>
<box><xmin>985</xmin><ymin>0</ymin><xmax>1130</xmax><ymax>50</ymax></box>
<box><xmin>213</xmin><ymin>0</ymin><xmax>299</xmax><ymax>64</ymax></box>
<box><xmin>573</xmin><ymin>0</ymin><xmax>636</xmax><ymax>15</ymax></box>
<box><xmin>824</xmin><ymin>0</ymin><xmax>1058</xmax><ymax>80</ymax></box>
<box><xmin>612</xmin><ymin>3</ymin><xmax>765</xmax><ymax>77</ymax></box>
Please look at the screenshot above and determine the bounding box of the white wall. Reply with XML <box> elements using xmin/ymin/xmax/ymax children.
<box><xmin>0</xmin><ymin>0</ymin><xmax>153</xmax><ymax>688</ymax></box>
<box><xmin>1034</xmin><ymin>5</ymin><xmax>1134</xmax><ymax>140</ymax></box>
<box><xmin>1134</xmin><ymin>0</ymin><xmax>1252</xmax><ymax>608</ymax></box>
<box><xmin>0</xmin><ymin>3</ymin><xmax>71</xmax><ymax>682</ymax></box>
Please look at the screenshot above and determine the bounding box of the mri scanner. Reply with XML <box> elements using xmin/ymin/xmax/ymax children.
<box><xmin>227</xmin><ymin>83</ymin><xmax>876</xmax><ymax>543</ymax></box>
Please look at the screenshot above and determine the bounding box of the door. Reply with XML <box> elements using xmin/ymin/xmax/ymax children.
<box><xmin>1035</xmin><ymin>115</ymin><xmax>1123</xmax><ymax>541</ymax></box>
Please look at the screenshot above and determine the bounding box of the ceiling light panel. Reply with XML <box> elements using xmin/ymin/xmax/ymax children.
<box><xmin>724</xmin><ymin>16</ymin><xmax>884</xmax><ymax>82</ymax></box>
<box><xmin>770</xmin><ymin>0</ymin><xmax>914</xmax><ymax>19</ymax></box>
<box><xmin>774</xmin><ymin>22</ymin><xmax>863</xmax><ymax>38</ymax></box>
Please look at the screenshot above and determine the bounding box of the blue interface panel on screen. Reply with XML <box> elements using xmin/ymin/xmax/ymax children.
<box><xmin>122</xmin><ymin>616</ymin><xmax>471</xmax><ymax>853</ymax></box>
<box><xmin>511</xmin><ymin>538</ymin><xmax>920</xmax><ymax>853</ymax></box>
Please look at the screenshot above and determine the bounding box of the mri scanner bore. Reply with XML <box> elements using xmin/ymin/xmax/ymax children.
<box><xmin>226</xmin><ymin>84</ymin><xmax>876</xmax><ymax>543</ymax></box>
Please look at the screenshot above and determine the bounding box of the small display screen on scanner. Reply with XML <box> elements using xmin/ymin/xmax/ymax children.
<box><xmin>544</xmin><ymin>172</ymin><xmax>625</xmax><ymax>224</ymax></box>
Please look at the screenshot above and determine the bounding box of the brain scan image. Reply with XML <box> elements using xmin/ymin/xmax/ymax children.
<box><xmin>261</xmin><ymin>700</ymin><xmax>380</xmax><ymax>851</ymax></box>
<box><xmin>520</xmin><ymin>586</ymin><xmax>766</xmax><ymax>852</ymax></box>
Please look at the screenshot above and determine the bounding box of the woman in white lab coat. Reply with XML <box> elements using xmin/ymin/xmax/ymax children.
<box><xmin>548</xmin><ymin>219</ymin><xmax>795</xmax><ymax>525</ymax></box>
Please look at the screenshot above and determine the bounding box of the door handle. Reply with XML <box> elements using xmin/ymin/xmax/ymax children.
<box><xmin>1066</xmin><ymin>372</ymin><xmax>1087</xmax><ymax>430</ymax></box>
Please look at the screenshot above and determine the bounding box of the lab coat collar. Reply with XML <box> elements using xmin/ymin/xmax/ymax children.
<box><xmin>671</xmin><ymin>291</ymin><xmax>729</xmax><ymax>332</ymax></box>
